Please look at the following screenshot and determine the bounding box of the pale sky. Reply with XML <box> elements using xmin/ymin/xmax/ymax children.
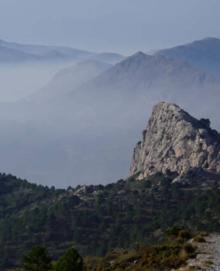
<box><xmin>0</xmin><ymin>0</ymin><xmax>220</xmax><ymax>54</ymax></box>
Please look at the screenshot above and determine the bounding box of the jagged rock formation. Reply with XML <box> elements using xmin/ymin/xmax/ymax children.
<box><xmin>130</xmin><ymin>102</ymin><xmax>220</xmax><ymax>180</ymax></box>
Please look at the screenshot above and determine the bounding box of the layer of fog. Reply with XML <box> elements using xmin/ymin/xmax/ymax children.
<box><xmin>0</xmin><ymin>58</ymin><xmax>220</xmax><ymax>188</ymax></box>
<box><xmin>0</xmin><ymin>62</ymin><xmax>75</xmax><ymax>102</ymax></box>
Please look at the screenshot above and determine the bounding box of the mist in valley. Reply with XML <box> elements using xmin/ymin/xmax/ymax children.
<box><xmin>0</xmin><ymin>47</ymin><xmax>220</xmax><ymax>187</ymax></box>
<box><xmin>0</xmin><ymin>62</ymin><xmax>72</xmax><ymax>102</ymax></box>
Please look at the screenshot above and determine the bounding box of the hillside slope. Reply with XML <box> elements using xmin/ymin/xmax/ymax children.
<box><xmin>1</xmin><ymin>103</ymin><xmax>220</xmax><ymax>269</ymax></box>
<box><xmin>0</xmin><ymin>51</ymin><xmax>219</xmax><ymax>187</ymax></box>
<box><xmin>29</xmin><ymin>60</ymin><xmax>111</xmax><ymax>102</ymax></box>
<box><xmin>158</xmin><ymin>37</ymin><xmax>220</xmax><ymax>78</ymax></box>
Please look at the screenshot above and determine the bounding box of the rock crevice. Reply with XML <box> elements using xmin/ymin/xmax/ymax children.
<box><xmin>130</xmin><ymin>102</ymin><xmax>220</xmax><ymax>180</ymax></box>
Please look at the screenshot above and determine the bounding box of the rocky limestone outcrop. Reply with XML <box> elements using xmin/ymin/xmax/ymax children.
<box><xmin>130</xmin><ymin>102</ymin><xmax>220</xmax><ymax>180</ymax></box>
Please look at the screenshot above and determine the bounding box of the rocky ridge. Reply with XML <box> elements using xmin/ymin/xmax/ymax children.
<box><xmin>130</xmin><ymin>102</ymin><xmax>220</xmax><ymax>180</ymax></box>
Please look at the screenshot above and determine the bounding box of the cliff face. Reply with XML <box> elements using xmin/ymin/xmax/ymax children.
<box><xmin>130</xmin><ymin>102</ymin><xmax>220</xmax><ymax>180</ymax></box>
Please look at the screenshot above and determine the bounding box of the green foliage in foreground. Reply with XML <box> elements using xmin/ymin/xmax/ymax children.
<box><xmin>21</xmin><ymin>228</ymin><xmax>197</xmax><ymax>271</ymax></box>
<box><xmin>85</xmin><ymin>241</ymin><xmax>195</xmax><ymax>271</ymax></box>
<box><xmin>84</xmin><ymin>228</ymin><xmax>208</xmax><ymax>271</ymax></box>
<box><xmin>1</xmin><ymin>172</ymin><xmax>220</xmax><ymax>269</ymax></box>
<box><xmin>23</xmin><ymin>247</ymin><xmax>52</xmax><ymax>271</ymax></box>
<box><xmin>22</xmin><ymin>246</ymin><xmax>83</xmax><ymax>271</ymax></box>
<box><xmin>54</xmin><ymin>248</ymin><xmax>83</xmax><ymax>271</ymax></box>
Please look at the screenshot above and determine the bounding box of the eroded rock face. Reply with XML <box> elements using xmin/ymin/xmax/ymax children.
<box><xmin>130</xmin><ymin>102</ymin><xmax>220</xmax><ymax>180</ymax></box>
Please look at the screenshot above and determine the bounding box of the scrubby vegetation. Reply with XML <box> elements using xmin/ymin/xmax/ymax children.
<box><xmin>84</xmin><ymin>239</ymin><xmax>195</xmax><ymax>270</ymax></box>
<box><xmin>54</xmin><ymin>247</ymin><xmax>83</xmax><ymax>271</ymax></box>
<box><xmin>18</xmin><ymin>228</ymin><xmax>198</xmax><ymax>271</ymax></box>
<box><xmin>23</xmin><ymin>246</ymin><xmax>52</xmax><ymax>271</ymax></box>
<box><xmin>1</xmin><ymin>172</ymin><xmax>220</xmax><ymax>269</ymax></box>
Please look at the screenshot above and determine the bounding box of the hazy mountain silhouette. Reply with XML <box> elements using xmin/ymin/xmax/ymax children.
<box><xmin>0</xmin><ymin>49</ymin><xmax>219</xmax><ymax>187</ymax></box>
<box><xmin>0</xmin><ymin>39</ymin><xmax>124</xmax><ymax>64</ymax></box>
<box><xmin>158</xmin><ymin>37</ymin><xmax>220</xmax><ymax>78</ymax></box>
<box><xmin>29</xmin><ymin>60</ymin><xmax>112</xmax><ymax>102</ymax></box>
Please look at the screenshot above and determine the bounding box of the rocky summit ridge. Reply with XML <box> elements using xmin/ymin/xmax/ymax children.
<box><xmin>130</xmin><ymin>102</ymin><xmax>220</xmax><ymax>180</ymax></box>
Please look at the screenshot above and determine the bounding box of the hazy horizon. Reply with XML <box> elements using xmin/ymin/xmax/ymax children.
<box><xmin>1</xmin><ymin>0</ymin><xmax>220</xmax><ymax>187</ymax></box>
<box><xmin>0</xmin><ymin>0</ymin><xmax>220</xmax><ymax>54</ymax></box>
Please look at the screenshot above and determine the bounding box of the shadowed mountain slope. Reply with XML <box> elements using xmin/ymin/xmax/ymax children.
<box><xmin>158</xmin><ymin>37</ymin><xmax>220</xmax><ymax>78</ymax></box>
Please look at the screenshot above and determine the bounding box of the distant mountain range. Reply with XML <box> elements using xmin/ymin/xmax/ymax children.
<box><xmin>2</xmin><ymin>36</ymin><xmax>220</xmax><ymax>71</ymax></box>
<box><xmin>1</xmin><ymin>37</ymin><xmax>220</xmax><ymax>268</ymax></box>
<box><xmin>30</xmin><ymin>51</ymin><xmax>215</xmax><ymax>103</ymax></box>
<box><xmin>0</xmin><ymin>39</ymin><xmax>124</xmax><ymax>64</ymax></box>
<box><xmin>79</xmin><ymin>51</ymin><xmax>214</xmax><ymax>94</ymax></box>
<box><xmin>158</xmin><ymin>37</ymin><xmax>220</xmax><ymax>78</ymax></box>
<box><xmin>62</xmin><ymin>50</ymin><xmax>219</xmax><ymax>128</ymax></box>
<box><xmin>1</xmin><ymin>103</ymin><xmax>220</xmax><ymax>270</ymax></box>
<box><xmin>29</xmin><ymin>60</ymin><xmax>112</xmax><ymax>101</ymax></box>
<box><xmin>0</xmin><ymin>37</ymin><xmax>220</xmax><ymax>186</ymax></box>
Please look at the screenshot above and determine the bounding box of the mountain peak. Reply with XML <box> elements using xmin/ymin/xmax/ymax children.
<box><xmin>118</xmin><ymin>51</ymin><xmax>152</xmax><ymax>66</ymax></box>
<box><xmin>130</xmin><ymin>102</ymin><xmax>220</xmax><ymax>180</ymax></box>
<box><xmin>133</xmin><ymin>51</ymin><xmax>148</xmax><ymax>57</ymax></box>
<box><xmin>157</xmin><ymin>37</ymin><xmax>220</xmax><ymax>77</ymax></box>
<box><xmin>150</xmin><ymin>102</ymin><xmax>188</xmax><ymax>118</ymax></box>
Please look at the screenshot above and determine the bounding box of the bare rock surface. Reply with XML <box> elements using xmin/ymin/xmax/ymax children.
<box><xmin>130</xmin><ymin>102</ymin><xmax>220</xmax><ymax>180</ymax></box>
<box><xmin>176</xmin><ymin>234</ymin><xmax>220</xmax><ymax>270</ymax></box>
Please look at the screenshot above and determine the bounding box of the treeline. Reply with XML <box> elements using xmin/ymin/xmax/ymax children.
<box><xmin>21</xmin><ymin>246</ymin><xmax>83</xmax><ymax>271</ymax></box>
<box><xmin>1</xmin><ymin>172</ymin><xmax>220</xmax><ymax>269</ymax></box>
<box><xmin>16</xmin><ymin>227</ymin><xmax>204</xmax><ymax>271</ymax></box>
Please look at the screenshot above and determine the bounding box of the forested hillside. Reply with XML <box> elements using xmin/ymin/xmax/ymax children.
<box><xmin>1</xmin><ymin>172</ymin><xmax>220</xmax><ymax>269</ymax></box>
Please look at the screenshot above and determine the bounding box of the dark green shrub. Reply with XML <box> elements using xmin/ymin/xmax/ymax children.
<box><xmin>54</xmin><ymin>247</ymin><xmax>83</xmax><ymax>271</ymax></box>
<box><xmin>23</xmin><ymin>246</ymin><xmax>52</xmax><ymax>271</ymax></box>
